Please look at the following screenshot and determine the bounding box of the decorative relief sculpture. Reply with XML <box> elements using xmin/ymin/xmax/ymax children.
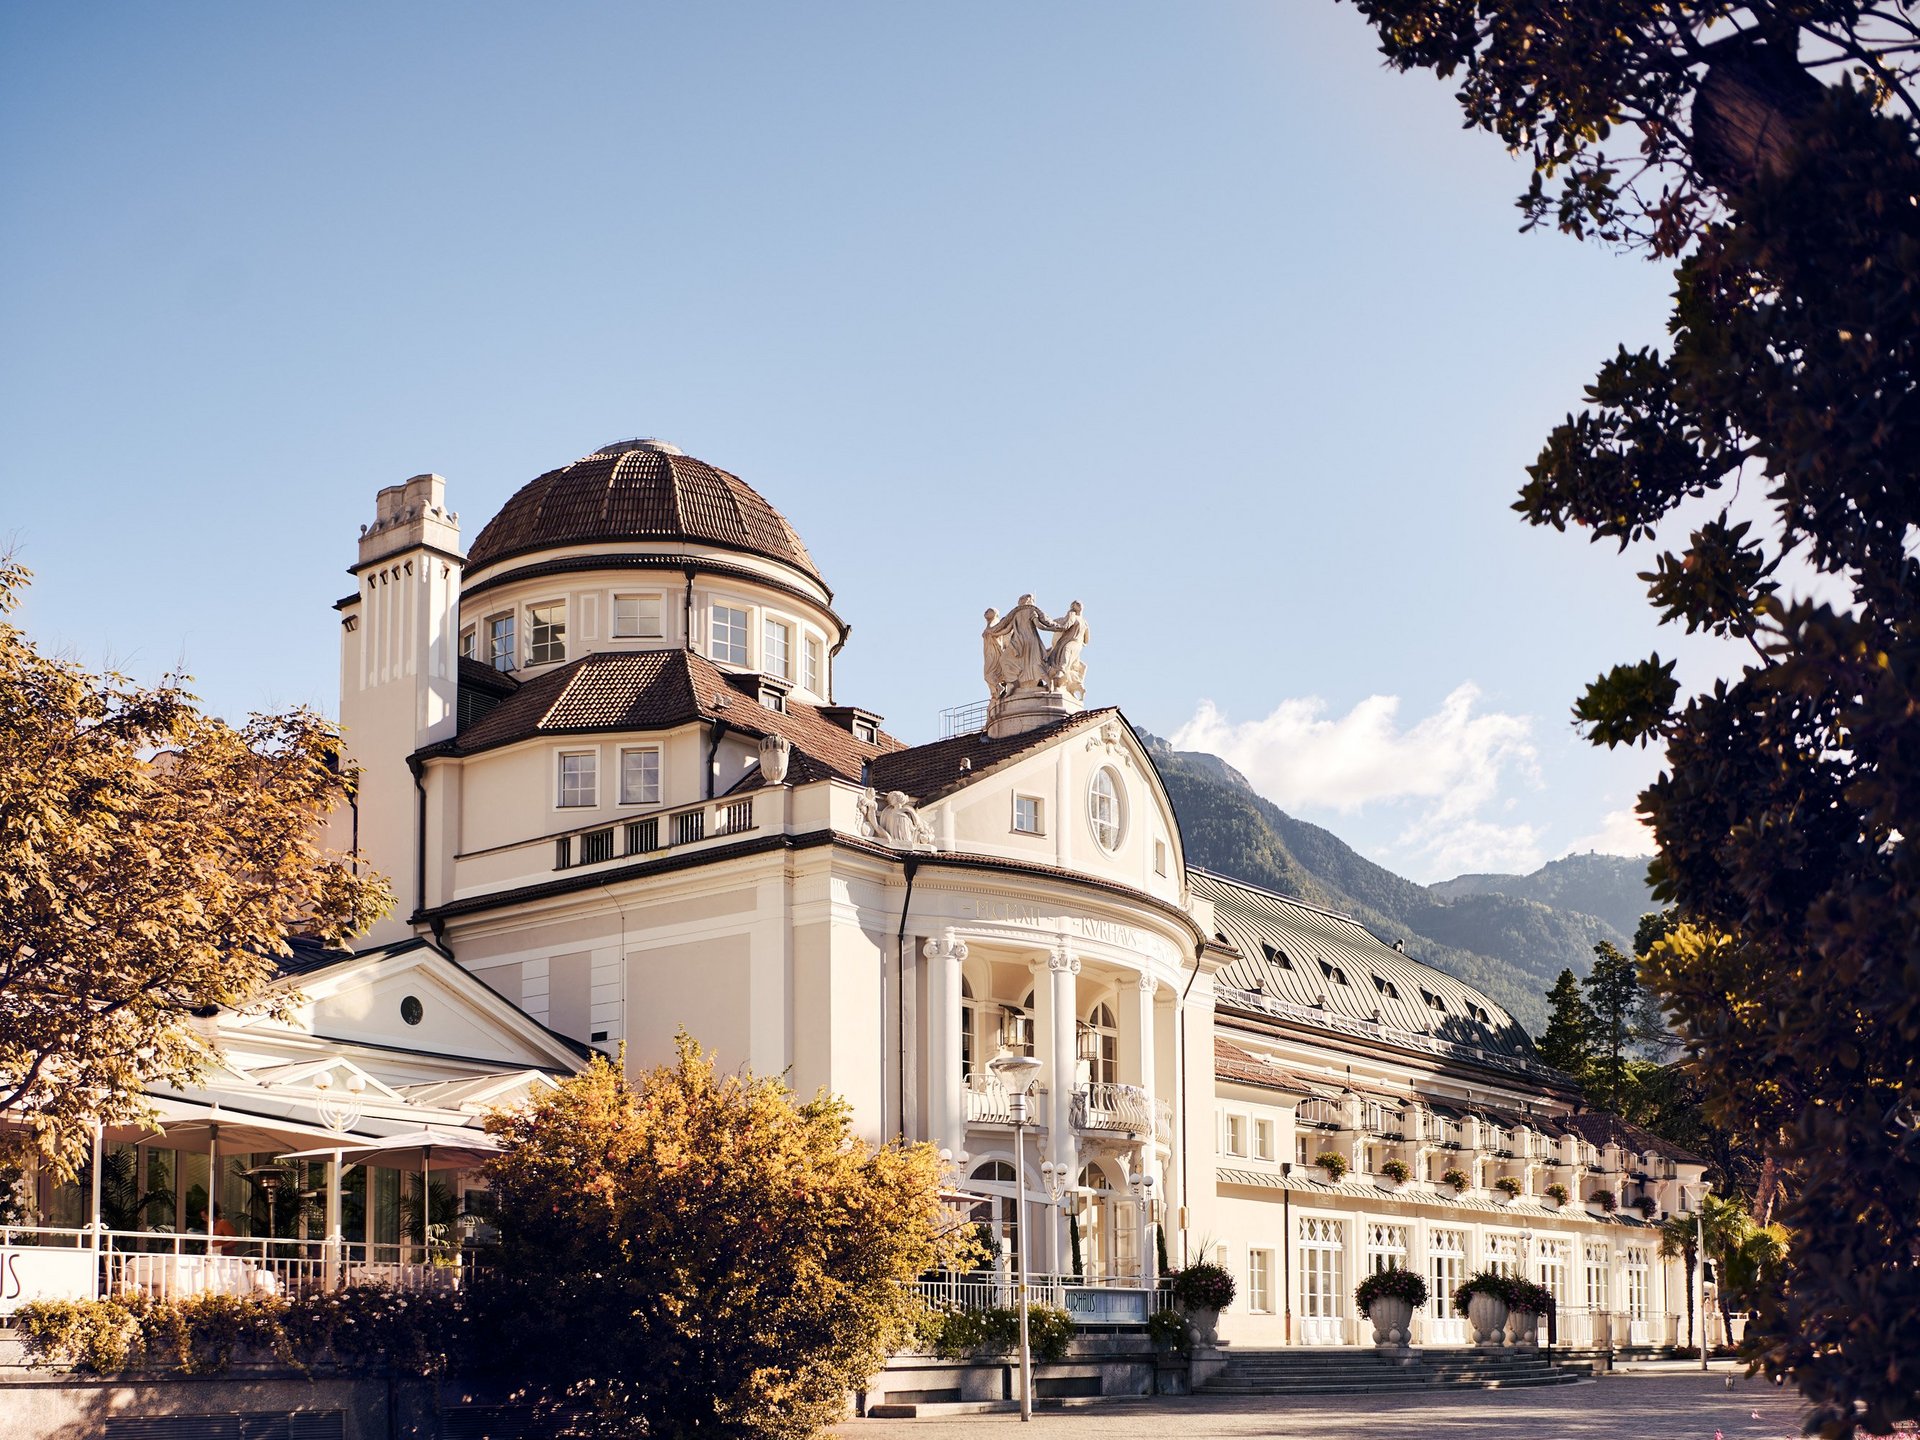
<box><xmin>857</xmin><ymin>786</ymin><xmax>936</xmax><ymax>851</ymax></box>
<box><xmin>981</xmin><ymin>595</ymin><xmax>1090</xmax><ymax>738</ymax></box>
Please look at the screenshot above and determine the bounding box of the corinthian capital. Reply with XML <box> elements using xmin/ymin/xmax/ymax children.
<box><xmin>1048</xmin><ymin>945</ymin><xmax>1080</xmax><ymax>976</ymax></box>
<box><xmin>1137</xmin><ymin>973</ymin><xmax>1158</xmax><ymax>996</ymax></box>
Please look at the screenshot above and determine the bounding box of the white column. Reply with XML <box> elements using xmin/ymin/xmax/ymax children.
<box><xmin>1045</xmin><ymin>943</ymin><xmax>1080</xmax><ymax>1278</ymax></box>
<box><xmin>923</xmin><ymin>932</ymin><xmax>968</xmax><ymax>1160</ymax></box>
<box><xmin>1135</xmin><ymin>974</ymin><xmax>1161</xmax><ymax>1288</ymax></box>
<box><xmin>324</xmin><ymin>1153</ymin><xmax>345</xmax><ymax>1291</ymax></box>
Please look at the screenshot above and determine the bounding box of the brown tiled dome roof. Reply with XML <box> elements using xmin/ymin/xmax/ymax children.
<box><xmin>464</xmin><ymin>439</ymin><xmax>824</xmax><ymax>584</ymax></box>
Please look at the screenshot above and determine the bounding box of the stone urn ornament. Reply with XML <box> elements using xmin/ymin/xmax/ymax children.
<box><xmin>1170</xmin><ymin>1261</ymin><xmax>1236</xmax><ymax>1351</ymax></box>
<box><xmin>1505</xmin><ymin>1278</ymin><xmax>1550</xmax><ymax>1349</ymax></box>
<box><xmin>1454</xmin><ymin>1271</ymin><xmax>1513</xmax><ymax>1348</ymax></box>
<box><xmin>1354</xmin><ymin>1267</ymin><xmax>1428</xmax><ymax>1354</ymax></box>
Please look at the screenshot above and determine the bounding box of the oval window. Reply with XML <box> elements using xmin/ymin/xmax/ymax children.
<box><xmin>400</xmin><ymin>995</ymin><xmax>424</xmax><ymax>1026</ymax></box>
<box><xmin>1088</xmin><ymin>767</ymin><xmax>1125</xmax><ymax>851</ymax></box>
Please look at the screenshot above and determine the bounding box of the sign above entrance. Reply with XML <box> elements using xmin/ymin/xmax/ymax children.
<box><xmin>957</xmin><ymin>899</ymin><xmax>1178</xmax><ymax>966</ymax></box>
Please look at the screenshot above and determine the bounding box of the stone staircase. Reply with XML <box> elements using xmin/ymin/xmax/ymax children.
<box><xmin>1199</xmin><ymin>1347</ymin><xmax>1591</xmax><ymax>1395</ymax></box>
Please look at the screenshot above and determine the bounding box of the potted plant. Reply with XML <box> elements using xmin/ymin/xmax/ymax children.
<box><xmin>1453</xmin><ymin>1270</ymin><xmax>1512</xmax><ymax>1347</ymax></box>
<box><xmin>1545</xmin><ymin>1182</ymin><xmax>1570</xmax><ymax>1207</ymax></box>
<box><xmin>1314</xmin><ymin>1150</ymin><xmax>1348</xmax><ymax>1182</ymax></box>
<box><xmin>1633</xmin><ymin>1194</ymin><xmax>1658</xmax><ymax>1218</ymax></box>
<box><xmin>1170</xmin><ymin>1261</ymin><xmax>1236</xmax><ymax>1349</ymax></box>
<box><xmin>1380</xmin><ymin>1158</ymin><xmax>1410</xmax><ymax>1185</ymax></box>
<box><xmin>1505</xmin><ymin>1277</ymin><xmax>1553</xmax><ymax>1348</ymax></box>
<box><xmin>1590</xmin><ymin>1187</ymin><xmax>1618</xmax><ymax>1213</ymax></box>
<box><xmin>1354</xmin><ymin>1267</ymin><xmax>1429</xmax><ymax>1352</ymax></box>
<box><xmin>1441</xmin><ymin>1167</ymin><xmax>1469</xmax><ymax>1193</ymax></box>
<box><xmin>1494</xmin><ymin>1175</ymin><xmax>1523</xmax><ymax>1201</ymax></box>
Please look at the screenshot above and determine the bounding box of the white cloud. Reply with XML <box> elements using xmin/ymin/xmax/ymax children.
<box><xmin>1565</xmin><ymin>808</ymin><xmax>1655</xmax><ymax>858</ymax></box>
<box><xmin>1170</xmin><ymin>683</ymin><xmax>1544</xmax><ymax>877</ymax></box>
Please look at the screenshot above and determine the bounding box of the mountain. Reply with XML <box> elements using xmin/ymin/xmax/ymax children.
<box><xmin>1138</xmin><ymin>732</ymin><xmax>1646</xmax><ymax>1035</ymax></box>
<box><xmin>1431</xmin><ymin>853</ymin><xmax>1657</xmax><ymax>943</ymax></box>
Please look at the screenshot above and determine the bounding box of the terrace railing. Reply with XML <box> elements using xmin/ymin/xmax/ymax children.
<box><xmin>0</xmin><ymin>1225</ymin><xmax>478</xmax><ymax>1307</ymax></box>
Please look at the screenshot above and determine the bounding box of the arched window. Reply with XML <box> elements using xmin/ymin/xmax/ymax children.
<box><xmin>1079</xmin><ymin>1002</ymin><xmax>1119</xmax><ymax>1085</ymax></box>
<box><xmin>1088</xmin><ymin>768</ymin><xmax>1125</xmax><ymax>851</ymax></box>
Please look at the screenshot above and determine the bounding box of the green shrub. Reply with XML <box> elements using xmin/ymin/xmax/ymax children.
<box><xmin>918</xmin><ymin>1304</ymin><xmax>1072</xmax><ymax>1362</ymax></box>
<box><xmin>14</xmin><ymin>1286</ymin><xmax>472</xmax><ymax>1378</ymax></box>
<box><xmin>1145</xmin><ymin>1307</ymin><xmax>1189</xmax><ymax>1353</ymax></box>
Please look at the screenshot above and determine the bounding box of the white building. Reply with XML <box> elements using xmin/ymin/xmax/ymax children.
<box><xmin>13</xmin><ymin>437</ymin><xmax>1705</xmax><ymax>1348</ymax></box>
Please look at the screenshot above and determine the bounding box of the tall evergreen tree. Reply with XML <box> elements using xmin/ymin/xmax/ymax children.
<box><xmin>1583</xmin><ymin>943</ymin><xmax>1641</xmax><ymax>1115</ymax></box>
<box><xmin>1535</xmin><ymin>968</ymin><xmax>1595</xmax><ymax>1081</ymax></box>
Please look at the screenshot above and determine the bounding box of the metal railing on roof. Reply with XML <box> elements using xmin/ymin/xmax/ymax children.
<box><xmin>940</xmin><ymin>700</ymin><xmax>990</xmax><ymax>737</ymax></box>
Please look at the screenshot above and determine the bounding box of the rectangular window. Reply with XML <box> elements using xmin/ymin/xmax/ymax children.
<box><xmin>1154</xmin><ymin>839</ymin><xmax>1168</xmax><ymax>876</ymax></box>
<box><xmin>613</xmin><ymin>593</ymin><xmax>664</xmax><ymax>639</ymax></box>
<box><xmin>1013</xmin><ymin>795</ymin><xmax>1044</xmax><ymax>834</ymax></box>
<box><xmin>557</xmin><ymin>751</ymin><xmax>597</xmax><ymax>808</ymax></box>
<box><xmin>1254</xmin><ymin>1118</ymin><xmax>1275</xmax><ymax>1161</ymax></box>
<box><xmin>803</xmin><ymin>635</ymin><xmax>823</xmax><ymax>694</ymax></box>
<box><xmin>619</xmin><ymin>747</ymin><xmax>661</xmax><ymax>806</ymax></box>
<box><xmin>1249</xmin><ymin>1249</ymin><xmax>1274</xmax><ymax>1313</ymax></box>
<box><xmin>1225</xmin><ymin>1114</ymin><xmax>1247</xmax><ymax>1157</ymax></box>
<box><xmin>527</xmin><ymin>601</ymin><xmax>567</xmax><ymax>665</ymax></box>
<box><xmin>854</xmin><ymin>717</ymin><xmax>878</xmax><ymax>744</ymax></box>
<box><xmin>459</xmin><ymin>627</ymin><xmax>476</xmax><ymax>660</ymax></box>
<box><xmin>711</xmin><ymin>604</ymin><xmax>748</xmax><ymax>666</ymax></box>
<box><xmin>762</xmin><ymin>618</ymin><xmax>791</xmax><ymax>678</ymax></box>
<box><xmin>487</xmin><ymin>613</ymin><xmax>516</xmax><ymax>671</ymax></box>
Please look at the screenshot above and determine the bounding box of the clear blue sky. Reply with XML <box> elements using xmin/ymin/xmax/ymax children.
<box><xmin>2</xmin><ymin>2</ymin><xmax>1698</xmax><ymax>882</ymax></box>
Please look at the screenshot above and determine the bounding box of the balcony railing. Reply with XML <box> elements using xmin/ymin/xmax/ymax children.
<box><xmin>963</xmin><ymin>1073</ymin><xmax>1049</xmax><ymax>1126</ymax></box>
<box><xmin>1071</xmin><ymin>1082</ymin><xmax>1157</xmax><ymax>1138</ymax></box>
<box><xmin>553</xmin><ymin>796</ymin><xmax>755</xmax><ymax>872</ymax></box>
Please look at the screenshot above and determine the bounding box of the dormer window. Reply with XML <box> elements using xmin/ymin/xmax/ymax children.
<box><xmin>853</xmin><ymin>718</ymin><xmax>878</xmax><ymax>744</ymax></box>
<box><xmin>1261</xmin><ymin>942</ymin><xmax>1293</xmax><ymax>971</ymax></box>
<box><xmin>1318</xmin><ymin>959</ymin><xmax>1350</xmax><ymax>986</ymax></box>
<box><xmin>711</xmin><ymin>604</ymin><xmax>748</xmax><ymax>666</ymax></box>
<box><xmin>1422</xmin><ymin>988</ymin><xmax>1447</xmax><ymax>1012</ymax></box>
<box><xmin>527</xmin><ymin>601</ymin><xmax>567</xmax><ymax>665</ymax></box>
<box><xmin>759</xmin><ymin>681</ymin><xmax>789</xmax><ymax>713</ymax></box>
<box><xmin>1372</xmin><ymin>975</ymin><xmax>1401</xmax><ymax>1000</ymax></box>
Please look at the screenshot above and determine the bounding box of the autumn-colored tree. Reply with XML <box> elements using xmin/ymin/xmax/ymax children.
<box><xmin>482</xmin><ymin>1037</ymin><xmax>965</xmax><ymax>1440</ymax></box>
<box><xmin>1344</xmin><ymin>3</ymin><xmax>1920</xmax><ymax>1427</ymax></box>
<box><xmin>0</xmin><ymin>560</ymin><xmax>388</xmax><ymax>1175</ymax></box>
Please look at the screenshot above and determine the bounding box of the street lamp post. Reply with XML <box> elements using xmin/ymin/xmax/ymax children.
<box><xmin>1694</xmin><ymin>1188</ymin><xmax>1708</xmax><ymax>1371</ymax></box>
<box><xmin>990</xmin><ymin>1053</ymin><xmax>1044</xmax><ymax>1423</ymax></box>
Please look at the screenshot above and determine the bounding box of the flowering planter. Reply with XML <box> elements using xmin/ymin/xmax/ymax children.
<box><xmin>1368</xmin><ymin>1296</ymin><xmax>1415</xmax><ymax>1349</ymax></box>
<box><xmin>1467</xmin><ymin>1292</ymin><xmax>1510</xmax><ymax>1347</ymax></box>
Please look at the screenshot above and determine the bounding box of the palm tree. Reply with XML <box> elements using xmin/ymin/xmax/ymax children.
<box><xmin>1657</xmin><ymin>1212</ymin><xmax>1701</xmax><ymax>1350</ymax></box>
<box><xmin>1662</xmin><ymin>1192</ymin><xmax>1762</xmax><ymax>1351</ymax></box>
<box><xmin>76</xmin><ymin>1149</ymin><xmax>174</xmax><ymax>1233</ymax></box>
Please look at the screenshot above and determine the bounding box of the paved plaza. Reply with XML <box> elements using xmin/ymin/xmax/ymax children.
<box><xmin>840</xmin><ymin>1370</ymin><xmax>1813</xmax><ymax>1440</ymax></box>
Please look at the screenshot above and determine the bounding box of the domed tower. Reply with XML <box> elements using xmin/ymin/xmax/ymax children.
<box><xmin>335</xmin><ymin>439</ymin><xmax>863</xmax><ymax>945</ymax></box>
<box><xmin>456</xmin><ymin>438</ymin><xmax>843</xmax><ymax>701</ymax></box>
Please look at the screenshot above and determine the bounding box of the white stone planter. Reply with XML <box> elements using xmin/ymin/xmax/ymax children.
<box><xmin>1507</xmin><ymin>1308</ymin><xmax>1541</xmax><ymax>1349</ymax></box>
<box><xmin>1368</xmin><ymin>1296</ymin><xmax>1415</xmax><ymax>1349</ymax></box>
<box><xmin>1184</xmin><ymin>1305</ymin><xmax>1222</xmax><ymax>1349</ymax></box>
<box><xmin>1467</xmin><ymin>1292</ymin><xmax>1510</xmax><ymax>1347</ymax></box>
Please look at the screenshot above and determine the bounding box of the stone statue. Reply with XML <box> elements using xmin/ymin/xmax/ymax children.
<box><xmin>982</xmin><ymin>608</ymin><xmax>1014</xmax><ymax>698</ymax></box>
<box><xmin>855</xmin><ymin>787</ymin><xmax>882</xmax><ymax>840</ymax></box>
<box><xmin>980</xmin><ymin>594</ymin><xmax>1091</xmax><ymax>738</ymax></box>
<box><xmin>876</xmin><ymin>790</ymin><xmax>935</xmax><ymax>849</ymax></box>
<box><xmin>1044</xmin><ymin>601</ymin><xmax>1088</xmax><ymax>701</ymax></box>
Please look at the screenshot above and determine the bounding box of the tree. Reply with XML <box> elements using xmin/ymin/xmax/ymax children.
<box><xmin>481</xmin><ymin>1037</ymin><xmax>966</xmax><ymax>1440</ymax></box>
<box><xmin>1582</xmin><ymin>942</ymin><xmax>1644</xmax><ymax>1115</ymax></box>
<box><xmin>1535</xmin><ymin>967</ymin><xmax>1595</xmax><ymax>1079</ymax></box>
<box><xmin>1343</xmin><ymin>3</ymin><xmax>1920</xmax><ymax>1427</ymax></box>
<box><xmin>0</xmin><ymin>560</ymin><xmax>388</xmax><ymax>1176</ymax></box>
